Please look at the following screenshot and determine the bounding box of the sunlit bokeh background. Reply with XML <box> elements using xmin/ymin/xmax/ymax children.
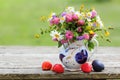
<box><xmin>0</xmin><ymin>0</ymin><xmax>120</xmax><ymax>46</ymax></box>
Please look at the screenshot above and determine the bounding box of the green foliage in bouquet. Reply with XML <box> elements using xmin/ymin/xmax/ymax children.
<box><xmin>39</xmin><ymin>5</ymin><xmax>112</xmax><ymax>50</ymax></box>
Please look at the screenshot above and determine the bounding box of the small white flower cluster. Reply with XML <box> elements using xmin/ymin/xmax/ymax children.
<box><xmin>50</xmin><ymin>30</ymin><xmax>64</xmax><ymax>41</ymax></box>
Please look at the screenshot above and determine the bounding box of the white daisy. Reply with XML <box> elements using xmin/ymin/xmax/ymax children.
<box><xmin>96</xmin><ymin>15</ymin><xmax>101</xmax><ymax>21</ymax></box>
<box><xmin>88</xmin><ymin>22</ymin><xmax>92</xmax><ymax>26</ymax></box>
<box><xmin>87</xmin><ymin>18</ymin><xmax>91</xmax><ymax>22</ymax></box>
<box><xmin>80</xmin><ymin>12</ymin><xmax>86</xmax><ymax>19</ymax></box>
<box><xmin>86</xmin><ymin>12</ymin><xmax>92</xmax><ymax>18</ymax></box>
<box><xmin>75</xmin><ymin>11</ymin><xmax>81</xmax><ymax>17</ymax></box>
<box><xmin>96</xmin><ymin>15</ymin><xmax>104</xmax><ymax>28</ymax></box>
<box><xmin>60</xmin><ymin>16</ymin><xmax>66</xmax><ymax>24</ymax></box>
<box><xmin>98</xmin><ymin>20</ymin><xmax>104</xmax><ymax>28</ymax></box>
<box><xmin>50</xmin><ymin>30</ymin><xmax>64</xmax><ymax>41</ymax></box>
<box><xmin>86</xmin><ymin>12</ymin><xmax>92</xmax><ymax>22</ymax></box>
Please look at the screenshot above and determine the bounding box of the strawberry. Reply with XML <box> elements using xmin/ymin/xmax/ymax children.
<box><xmin>52</xmin><ymin>64</ymin><xmax>64</xmax><ymax>73</ymax></box>
<box><xmin>81</xmin><ymin>62</ymin><xmax>92</xmax><ymax>73</ymax></box>
<box><xmin>42</xmin><ymin>61</ymin><xmax>52</xmax><ymax>70</ymax></box>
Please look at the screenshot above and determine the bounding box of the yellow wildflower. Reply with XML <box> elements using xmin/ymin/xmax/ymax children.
<box><xmin>34</xmin><ymin>34</ymin><xmax>40</xmax><ymax>38</ymax></box>
<box><xmin>80</xmin><ymin>4</ymin><xmax>84</xmax><ymax>12</ymax></box>
<box><xmin>40</xmin><ymin>16</ymin><xmax>46</xmax><ymax>22</ymax></box>
<box><xmin>48</xmin><ymin>12</ymin><xmax>56</xmax><ymax>21</ymax></box>
<box><xmin>86</xmin><ymin>26</ymin><xmax>92</xmax><ymax>30</ymax></box>
<box><xmin>105</xmin><ymin>31</ymin><xmax>110</xmax><ymax>36</ymax></box>
<box><xmin>89</xmin><ymin>30</ymin><xmax>95</xmax><ymax>35</ymax></box>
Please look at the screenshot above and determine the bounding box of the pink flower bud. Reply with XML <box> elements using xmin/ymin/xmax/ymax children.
<box><xmin>77</xmin><ymin>20</ymin><xmax>85</xmax><ymax>26</ymax></box>
<box><xmin>83</xmin><ymin>34</ymin><xmax>89</xmax><ymax>40</ymax></box>
<box><xmin>52</xmin><ymin>38</ymin><xmax>58</xmax><ymax>41</ymax></box>
<box><xmin>91</xmin><ymin>10</ymin><xmax>97</xmax><ymax>18</ymax></box>
<box><xmin>65</xmin><ymin>14</ymin><xmax>73</xmax><ymax>23</ymax></box>
<box><xmin>65</xmin><ymin>31</ymin><xmax>74</xmax><ymax>40</ymax></box>
<box><xmin>77</xmin><ymin>27</ymin><xmax>82</xmax><ymax>32</ymax></box>
<box><xmin>50</xmin><ymin>17</ymin><xmax>60</xmax><ymax>25</ymax></box>
<box><xmin>72</xmin><ymin>14</ymin><xmax>78</xmax><ymax>21</ymax></box>
<box><xmin>60</xmin><ymin>39</ymin><xmax>68</xmax><ymax>44</ymax></box>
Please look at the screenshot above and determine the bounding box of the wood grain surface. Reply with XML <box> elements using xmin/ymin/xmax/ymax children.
<box><xmin>0</xmin><ymin>46</ymin><xmax>120</xmax><ymax>79</ymax></box>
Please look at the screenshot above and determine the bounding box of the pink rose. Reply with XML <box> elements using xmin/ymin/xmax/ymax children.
<box><xmin>72</xmin><ymin>14</ymin><xmax>78</xmax><ymax>21</ymax></box>
<box><xmin>83</xmin><ymin>34</ymin><xmax>89</xmax><ymax>40</ymax></box>
<box><xmin>65</xmin><ymin>14</ymin><xmax>73</xmax><ymax>23</ymax></box>
<box><xmin>77</xmin><ymin>27</ymin><xmax>82</xmax><ymax>32</ymax></box>
<box><xmin>77</xmin><ymin>20</ymin><xmax>85</xmax><ymax>26</ymax></box>
<box><xmin>91</xmin><ymin>10</ymin><xmax>97</xmax><ymax>18</ymax></box>
<box><xmin>65</xmin><ymin>31</ymin><xmax>74</xmax><ymax>40</ymax></box>
<box><xmin>50</xmin><ymin>17</ymin><xmax>60</xmax><ymax>25</ymax></box>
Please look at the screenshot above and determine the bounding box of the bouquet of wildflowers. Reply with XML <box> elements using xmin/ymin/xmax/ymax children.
<box><xmin>40</xmin><ymin>5</ymin><xmax>111</xmax><ymax>50</ymax></box>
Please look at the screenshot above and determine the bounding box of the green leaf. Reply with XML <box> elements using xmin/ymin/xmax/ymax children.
<box><xmin>40</xmin><ymin>31</ymin><xmax>43</xmax><ymax>35</ymax></box>
<box><xmin>58</xmin><ymin>41</ymin><xmax>62</xmax><ymax>48</ymax></box>
<box><xmin>108</xmin><ymin>27</ymin><xmax>114</xmax><ymax>30</ymax></box>
<box><xmin>88</xmin><ymin>41</ymin><xmax>94</xmax><ymax>51</ymax></box>
<box><xmin>40</xmin><ymin>29</ymin><xmax>44</xmax><ymax>35</ymax></box>
<box><xmin>106</xmin><ymin>39</ymin><xmax>111</xmax><ymax>43</ymax></box>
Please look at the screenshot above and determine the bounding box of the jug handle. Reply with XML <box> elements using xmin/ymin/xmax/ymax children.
<box><xmin>86</xmin><ymin>38</ymin><xmax>99</xmax><ymax>61</ymax></box>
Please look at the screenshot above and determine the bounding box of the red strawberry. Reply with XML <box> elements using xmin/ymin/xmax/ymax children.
<box><xmin>52</xmin><ymin>64</ymin><xmax>64</xmax><ymax>73</ymax></box>
<box><xmin>81</xmin><ymin>62</ymin><xmax>92</xmax><ymax>73</ymax></box>
<box><xmin>42</xmin><ymin>61</ymin><xmax>52</xmax><ymax>70</ymax></box>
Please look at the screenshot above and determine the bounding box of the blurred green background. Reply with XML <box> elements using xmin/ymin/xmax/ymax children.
<box><xmin>0</xmin><ymin>0</ymin><xmax>120</xmax><ymax>46</ymax></box>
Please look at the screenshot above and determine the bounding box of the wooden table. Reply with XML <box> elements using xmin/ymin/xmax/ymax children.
<box><xmin>0</xmin><ymin>46</ymin><xmax>120</xmax><ymax>80</ymax></box>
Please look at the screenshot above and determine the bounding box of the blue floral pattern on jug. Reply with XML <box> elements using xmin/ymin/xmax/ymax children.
<box><xmin>75</xmin><ymin>49</ymin><xmax>88</xmax><ymax>64</ymax></box>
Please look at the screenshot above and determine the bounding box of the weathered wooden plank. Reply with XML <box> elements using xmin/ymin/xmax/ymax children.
<box><xmin>0</xmin><ymin>67</ymin><xmax>119</xmax><ymax>79</ymax></box>
<box><xmin>0</xmin><ymin>46</ymin><xmax>120</xmax><ymax>79</ymax></box>
<box><xmin>0</xmin><ymin>53</ymin><xmax>120</xmax><ymax>68</ymax></box>
<box><xmin>0</xmin><ymin>46</ymin><xmax>120</xmax><ymax>54</ymax></box>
